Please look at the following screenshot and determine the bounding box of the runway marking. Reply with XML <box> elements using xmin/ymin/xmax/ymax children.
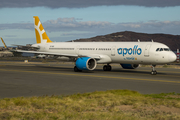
<box><xmin>0</xmin><ymin>69</ymin><xmax>180</xmax><ymax>84</ymax></box>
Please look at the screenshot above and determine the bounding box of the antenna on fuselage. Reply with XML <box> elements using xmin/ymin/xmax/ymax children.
<box><xmin>151</xmin><ymin>39</ymin><xmax>154</xmax><ymax>42</ymax></box>
<box><xmin>138</xmin><ymin>39</ymin><xmax>140</xmax><ymax>42</ymax></box>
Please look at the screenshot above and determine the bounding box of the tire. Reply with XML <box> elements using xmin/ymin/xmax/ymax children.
<box><xmin>103</xmin><ymin>65</ymin><xmax>107</xmax><ymax>71</ymax></box>
<box><xmin>151</xmin><ymin>71</ymin><xmax>157</xmax><ymax>75</ymax></box>
<box><xmin>107</xmin><ymin>66</ymin><xmax>112</xmax><ymax>71</ymax></box>
<box><xmin>74</xmin><ymin>66</ymin><xmax>82</xmax><ymax>72</ymax></box>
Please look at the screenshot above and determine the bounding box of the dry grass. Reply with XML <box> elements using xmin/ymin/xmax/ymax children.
<box><xmin>0</xmin><ymin>90</ymin><xmax>180</xmax><ymax>120</ymax></box>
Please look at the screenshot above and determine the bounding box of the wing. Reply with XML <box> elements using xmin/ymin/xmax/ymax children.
<box><xmin>15</xmin><ymin>50</ymin><xmax>111</xmax><ymax>63</ymax></box>
<box><xmin>15</xmin><ymin>50</ymin><xmax>79</xmax><ymax>57</ymax></box>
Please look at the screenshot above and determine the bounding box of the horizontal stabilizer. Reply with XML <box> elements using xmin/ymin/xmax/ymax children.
<box><xmin>12</xmin><ymin>44</ymin><xmax>40</xmax><ymax>50</ymax></box>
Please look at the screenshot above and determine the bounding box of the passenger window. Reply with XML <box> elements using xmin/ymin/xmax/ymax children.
<box><xmin>160</xmin><ymin>48</ymin><xmax>163</xmax><ymax>51</ymax></box>
<box><xmin>156</xmin><ymin>48</ymin><xmax>159</xmax><ymax>51</ymax></box>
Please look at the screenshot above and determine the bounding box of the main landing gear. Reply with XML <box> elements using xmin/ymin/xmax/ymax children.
<box><xmin>103</xmin><ymin>64</ymin><xmax>112</xmax><ymax>71</ymax></box>
<box><xmin>74</xmin><ymin>66</ymin><xmax>82</xmax><ymax>72</ymax></box>
<box><xmin>151</xmin><ymin>65</ymin><xmax>157</xmax><ymax>75</ymax></box>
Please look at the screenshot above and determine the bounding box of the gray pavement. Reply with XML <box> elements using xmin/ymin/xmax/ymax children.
<box><xmin>0</xmin><ymin>61</ymin><xmax>180</xmax><ymax>98</ymax></box>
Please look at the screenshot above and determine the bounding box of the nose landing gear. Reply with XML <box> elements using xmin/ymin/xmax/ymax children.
<box><xmin>151</xmin><ymin>65</ymin><xmax>157</xmax><ymax>75</ymax></box>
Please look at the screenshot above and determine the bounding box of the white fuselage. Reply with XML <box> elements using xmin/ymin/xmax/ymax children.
<box><xmin>32</xmin><ymin>42</ymin><xmax>176</xmax><ymax>65</ymax></box>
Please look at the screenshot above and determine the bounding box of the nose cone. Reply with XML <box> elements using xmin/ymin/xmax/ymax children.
<box><xmin>168</xmin><ymin>52</ymin><xmax>177</xmax><ymax>62</ymax></box>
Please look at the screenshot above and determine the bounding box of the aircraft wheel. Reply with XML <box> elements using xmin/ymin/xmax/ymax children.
<box><xmin>74</xmin><ymin>66</ymin><xmax>82</xmax><ymax>72</ymax></box>
<box><xmin>103</xmin><ymin>65</ymin><xmax>112</xmax><ymax>71</ymax></box>
<box><xmin>151</xmin><ymin>70</ymin><xmax>157</xmax><ymax>75</ymax></box>
<box><xmin>103</xmin><ymin>65</ymin><xmax>108</xmax><ymax>71</ymax></box>
<box><xmin>107</xmin><ymin>65</ymin><xmax>112</xmax><ymax>71</ymax></box>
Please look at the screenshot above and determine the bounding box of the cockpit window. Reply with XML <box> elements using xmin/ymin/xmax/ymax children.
<box><xmin>164</xmin><ymin>48</ymin><xmax>170</xmax><ymax>51</ymax></box>
<box><xmin>156</xmin><ymin>48</ymin><xmax>171</xmax><ymax>52</ymax></box>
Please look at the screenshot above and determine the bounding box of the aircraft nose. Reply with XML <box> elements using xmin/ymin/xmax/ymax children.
<box><xmin>168</xmin><ymin>52</ymin><xmax>176</xmax><ymax>62</ymax></box>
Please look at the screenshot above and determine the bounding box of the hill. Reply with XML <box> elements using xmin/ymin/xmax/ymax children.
<box><xmin>74</xmin><ymin>31</ymin><xmax>180</xmax><ymax>51</ymax></box>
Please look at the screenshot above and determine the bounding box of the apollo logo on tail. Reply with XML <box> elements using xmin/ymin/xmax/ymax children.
<box><xmin>33</xmin><ymin>16</ymin><xmax>52</xmax><ymax>44</ymax></box>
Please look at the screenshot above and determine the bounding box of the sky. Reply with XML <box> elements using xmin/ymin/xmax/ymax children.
<box><xmin>0</xmin><ymin>0</ymin><xmax>180</xmax><ymax>46</ymax></box>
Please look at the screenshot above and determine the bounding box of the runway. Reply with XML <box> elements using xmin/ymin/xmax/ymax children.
<box><xmin>0</xmin><ymin>61</ymin><xmax>180</xmax><ymax>98</ymax></box>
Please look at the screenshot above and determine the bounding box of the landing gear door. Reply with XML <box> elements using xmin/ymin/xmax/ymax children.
<box><xmin>111</xmin><ymin>46</ymin><xmax>116</xmax><ymax>56</ymax></box>
<box><xmin>144</xmin><ymin>44</ymin><xmax>151</xmax><ymax>57</ymax></box>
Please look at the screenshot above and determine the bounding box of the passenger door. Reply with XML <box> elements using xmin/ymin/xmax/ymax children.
<box><xmin>144</xmin><ymin>44</ymin><xmax>151</xmax><ymax>57</ymax></box>
<box><xmin>111</xmin><ymin>46</ymin><xmax>116</xmax><ymax>56</ymax></box>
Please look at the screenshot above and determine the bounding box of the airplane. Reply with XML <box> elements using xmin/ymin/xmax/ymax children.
<box><xmin>16</xmin><ymin>16</ymin><xmax>177</xmax><ymax>75</ymax></box>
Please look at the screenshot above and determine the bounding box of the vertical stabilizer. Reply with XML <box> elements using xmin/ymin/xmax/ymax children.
<box><xmin>0</xmin><ymin>37</ymin><xmax>7</xmax><ymax>48</ymax></box>
<box><xmin>33</xmin><ymin>16</ymin><xmax>52</xmax><ymax>44</ymax></box>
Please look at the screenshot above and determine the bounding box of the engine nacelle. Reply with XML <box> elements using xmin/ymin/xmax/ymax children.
<box><xmin>120</xmin><ymin>64</ymin><xmax>139</xmax><ymax>69</ymax></box>
<box><xmin>76</xmin><ymin>57</ymin><xmax>97</xmax><ymax>70</ymax></box>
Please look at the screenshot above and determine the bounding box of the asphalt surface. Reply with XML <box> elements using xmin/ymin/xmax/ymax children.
<box><xmin>0</xmin><ymin>61</ymin><xmax>180</xmax><ymax>98</ymax></box>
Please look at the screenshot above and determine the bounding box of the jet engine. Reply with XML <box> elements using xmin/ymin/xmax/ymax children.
<box><xmin>120</xmin><ymin>64</ymin><xmax>139</xmax><ymax>69</ymax></box>
<box><xmin>76</xmin><ymin>57</ymin><xmax>97</xmax><ymax>70</ymax></box>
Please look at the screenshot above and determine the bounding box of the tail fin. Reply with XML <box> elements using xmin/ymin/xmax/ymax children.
<box><xmin>33</xmin><ymin>16</ymin><xmax>52</xmax><ymax>44</ymax></box>
<box><xmin>0</xmin><ymin>37</ymin><xmax>7</xmax><ymax>48</ymax></box>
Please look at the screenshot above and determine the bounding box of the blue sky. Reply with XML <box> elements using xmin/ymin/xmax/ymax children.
<box><xmin>0</xmin><ymin>0</ymin><xmax>180</xmax><ymax>46</ymax></box>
